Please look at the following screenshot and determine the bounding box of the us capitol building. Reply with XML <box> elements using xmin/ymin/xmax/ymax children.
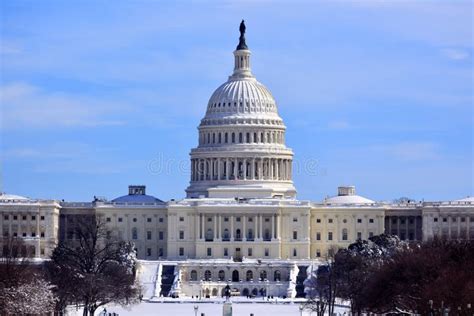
<box><xmin>1</xmin><ymin>21</ymin><xmax>472</xmax><ymax>299</ymax></box>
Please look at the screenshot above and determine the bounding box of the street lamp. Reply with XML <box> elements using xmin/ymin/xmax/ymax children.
<box><xmin>299</xmin><ymin>304</ymin><xmax>304</xmax><ymax>316</ymax></box>
<box><xmin>193</xmin><ymin>305</ymin><xmax>199</xmax><ymax>316</ymax></box>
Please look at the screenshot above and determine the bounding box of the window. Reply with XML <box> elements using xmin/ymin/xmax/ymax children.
<box><xmin>260</xmin><ymin>270</ymin><xmax>267</xmax><ymax>281</ymax></box>
<box><xmin>31</xmin><ymin>215</ymin><xmax>36</xmax><ymax>220</ymax></box>
<box><xmin>328</xmin><ymin>218</ymin><xmax>333</xmax><ymax>223</ymax></box>
<box><xmin>159</xmin><ymin>217</ymin><xmax>164</xmax><ymax>223</ymax></box>
<box><xmin>179</xmin><ymin>230</ymin><xmax>184</xmax><ymax>240</ymax></box>
<box><xmin>40</xmin><ymin>232</ymin><xmax>45</xmax><ymax>238</ymax></box>
<box><xmin>316</xmin><ymin>232</ymin><xmax>321</xmax><ymax>241</ymax></box>
<box><xmin>158</xmin><ymin>248</ymin><xmax>163</xmax><ymax>257</ymax></box>
<box><xmin>22</xmin><ymin>232</ymin><xmax>27</xmax><ymax>237</ymax></box>
<box><xmin>316</xmin><ymin>250</ymin><xmax>321</xmax><ymax>257</ymax></box>
<box><xmin>132</xmin><ymin>228</ymin><xmax>138</xmax><ymax>240</ymax></box>
<box><xmin>293</xmin><ymin>217</ymin><xmax>298</xmax><ymax>222</ymax></box>
<box><xmin>265</xmin><ymin>218</ymin><xmax>270</xmax><ymax>222</ymax></box>
<box><xmin>247</xmin><ymin>248</ymin><xmax>252</xmax><ymax>256</ymax></box>
<box><xmin>369</xmin><ymin>218</ymin><xmax>374</xmax><ymax>223</ymax></box>
<box><xmin>159</xmin><ymin>231</ymin><xmax>164</xmax><ymax>240</ymax></box>
<box><xmin>207</xmin><ymin>217</ymin><xmax>212</xmax><ymax>222</ymax></box>
<box><xmin>147</xmin><ymin>231</ymin><xmax>152</xmax><ymax>240</ymax></box>
<box><xmin>179</xmin><ymin>247</ymin><xmax>184</xmax><ymax>256</ymax></box>
<box><xmin>224</xmin><ymin>248</ymin><xmax>228</xmax><ymax>256</ymax></box>
<box><xmin>316</xmin><ymin>218</ymin><xmax>321</xmax><ymax>223</ymax></box>
<box><xmin>293</xmin><ymin>248</ymin><xmax>297</xmax><ymax>257</ymax></box>
<box><xmin>133</xmin><ymin>218</ymin><xmax>137</xmax><ymax>222</ymax></box>
<box><xmin>224</xmin><ymin>217</ymin><xmax>229</xmax><ymax>222</ymax></box>
<box><xmin>369</xmin><ymin>232</ymin><xmax>374</xmax><ymax>238</ymax></box>
<box><xmin>13</xmin><ymin>215</ymin><xmax>17</xmax><ymax>220</ymax></box>
<box><xmin>147</xmin><ymin>248</ymin><xmax>151</xmax><ymax>256</ymax></box>
<box><xmin>248</xmin><ymin>217</ymin><xmax>253</xmax><ymax>222</ymax></box>
<box><xmin>461</xmin><ymin>217</ymin><xmax>466</xmax><ymax>222</ymax></box>
<box><xmin>246</xmin><ymin>270</ymin><xmax>253</xmax><ymax>281</ymax></box>
<box><xmin>190</xmin><ymin>270</ymin><xmax>198</xmax><ymax>281</ymax></box>
<box><xmin>3</xmin><ymin>215</ymin><xmax>8</xmax><ymax>220</ymax></box>
<box><xmin>264</xmin><ymin>248</ymin><xmax>269</xmax><ymax>257</ymax></box>
<box><xmin>218</xmin><ymin>270</ymin><xmax>225</xmax><ymax>281</ymax></box>
<box><xmin>357</xmin><ymin>219</ymin><xmax>362</xmax><ymax>223</ymax></box>
<box><xmin>147</xmin><ymin>218</ymin><xmax>152</xmax><ymax>223</ymax></box>
<box><xmin>342</xmin><ymin>228</ymin><xmax>348</xmax><ymax>241</ymax></box>
<box><xmin>22</xmin><ymin>216</ymin><xmax>27</xmax><ymax>220</ymax></box>
<box><xmin>106</xmin><ymin>217</ymin><xmax>111</xmax><ymax>222</ymax></box>
<box><xmin>409</xmin><ymin>218</ymin><xmax>414</xmax><ymax>224</ymax></box>
<box><xmin>236</xmin><ymin>217</ymin><xmax>241</xmax><ymax>222</ymax></box>
<box><xmin>401</xmin><ymin>219</ymin><xmax>405</xmax><ymax>224</ymax></box>
<box><xmin>357</xmin><ymin>232</ymin><xmax>362</xmax><ymax>240</ymax></box>
<box><xmin>118</xmin><ymin>217</ymin><xmax>123</xmax><ymax>222</ymax></box>
<box><xmin>274</xmin><ymin>270</ymin><xmax>281</xmax><ymax>282</ymax></box>
<box><xmin>293</xmin><ymin>231</ymin><xmax>298</xmax><ymax>240</ymax></box>
<box><xmin>328</xmin><ymin>232</ymin><xmax>333</xmax><ymax>241</ymax></box>
<box><xmin>204</xmin><ymin>270</ymin><xmax>212</xmax><ymax>281</ymax></box>
<box><xmin>207</xmin><ymin>248</ymin><xmax>212</xmax><ymax>256</ymax></box>
<box><xmin>434</xmin><ymin>217</ymin><xmax>438</xmax><ymax>222</ymax></box>
<box><xmin>443</xmin><ymin>218</ymin><xmax>447</xmax><ymax>222</ymax></box>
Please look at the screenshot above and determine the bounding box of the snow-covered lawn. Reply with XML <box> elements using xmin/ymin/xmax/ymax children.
<box><xmin>67</xmin><ymin>298</ymin><xmax>350</xmax><ymax>316</ymax></box>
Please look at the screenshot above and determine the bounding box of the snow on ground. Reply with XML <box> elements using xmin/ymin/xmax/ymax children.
<box><xmin>67</xmin><ymin>298</ymin><xmax>350</xmax><ymax>316</ymax></box>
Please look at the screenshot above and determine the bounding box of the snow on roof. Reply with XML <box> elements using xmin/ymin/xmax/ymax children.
<box><xmin>0</xmin><ymin>193</ymin><xmax>30</xmax><ymax>201</ymax></box>
<box><xmin>455</xmin><ymin>196</ymin><xmax>474</xmax><ymax>203</ymax></box>
<box><xmin>324</xmin><ymin>194</ymin><xmax>375</xmax><ymax>205</ymax></box>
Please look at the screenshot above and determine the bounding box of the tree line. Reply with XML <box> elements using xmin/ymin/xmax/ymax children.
<box><xmin>0</xmin><ymin>216</ymin><xmax>142</xmax><ymax>316</ymax></box>
<box><xmin>305</xmin><ymin>235</ymin><xmax>474</xmax><ymax>315</ymax></box>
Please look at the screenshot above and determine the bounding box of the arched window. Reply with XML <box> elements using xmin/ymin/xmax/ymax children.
<box><xmin>264</xmin><ymin>229</ymin><xmax>270</xmax><ymax>241</ymax></box>
<box><xmin>218</xmin><ymin>133</ymin><xmax>222</xmax><ymax>143</ymax></box>
<box><xmin>342</xmin><ymin>228</ymin><xmax>348</xmax><ymax>241</ymax></box>
<box><xmin>207</xmin><ymin>133</ymin><xmax>210</xmax><ymax>144</ymax></box>
<box><xmin>204</xmin><ymin>270</ymin><xmax>212</xmax><ymax>281</ymax></box>
<box><xmin>236</xmin><ymin>229</ymin><xmax>241</xmax><ymax>240</ymax></box>
<box><xmin>246</xmin><ymin>132</ymin><xmax>250</xmax><ymax>143</ymax></box>
<box><xmin>190</xmin><ymin>270</ymin><xmax>197</xmax><ymax>281</ymax></box>
<box><xmin>225</xmin><ymin>133</ymin><xmax>228</xmax><ymax>143</ymax></box>
<box><xmin>218</xmin><ymin>270</ymin><xmax>225</xmax><ymax>281</ymax></box>
<box><xmin>232</xmin><ymin>133</ymin><xmax>235</xmax><ymax>143</ymax></box>
<box><xmin>239</xmin><ymin>133</ymin><xmax>243</xmax><ymax>143</ymax></box>
<box><xmin>212</xmin><ymin>288</ymin><xmax>218</xmax><ymax>296</ymax></box>
<box><xmin>253</xmin><ymin>132</ymin><xmax>257</xmax><ymax>143</ymax></box>
<box><xmin>252</xmin><ymin>288</ymin><xmax>259</xmax><ymax>296</ymax></box>
<box><xmin>132</xmin><ymin>228</ymin><xmax>138</xmax><ymax>240</ymax></box>
<box><xmin>260</xmin><ymin>270</ymin><xmax>267</xmax><ymax>281</ymax></box>
<box><xmin>246</xmin><ymin>270</ymin><xmax>253</xmax><ymax>281</ymax></box>
<box><xmin>242</xmin><ymin>288</ymin><xmax>249</xmax><ymax>296</ymax></box>
<box><xmin>232</xmin><ymin>270</ymin><xmax>239</xmax><ymax>282</ymax></box>
<box><xmin>212</xmin><ymin>133</ymin><xmax>215</xmax><ymax>144</ymax></box>
<box><xmin>247</xmin><ymin>229</ymin><xmax>253</xmax><ymax>240</ymax></box>
<box><xmin>261</xmin><ymin>132</ymin><xmax>264</xmax><ymax>143</ymax></box>
<box><xmin>274</xmin><ymin>270</ymin><xmax>281</xmax><ymax>282</ymax></box>
<box><xmin>223</xmin><ymin>229</ymin><xmax>229</xmax><ymax>241</ymax></box>
<box><xmin>206</xmin><ymin>228</ymin><xmax>213</xmax><ymax>241</ymax></box>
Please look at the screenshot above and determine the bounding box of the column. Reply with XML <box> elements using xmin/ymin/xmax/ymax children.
<box><xmin>195</xmin><ymin>214</ymin><xmax>200</xmax><ymax>240</ymax></box>
<box><xmin>448</xmin><ymin>216</ymin><xmax>452</xmax><ymax>239</ymax></box>
<box><xmin>230</xmin><ymin>215</ymin><xmax>234</xmax><ymax>241</ymax></box>
<box><xmin>226</xmin><ymin>158</ymin><xmax>230</xmax><ymax>180</ymax></box>
<box><xmin>214</xmin><ymin>214</ymin><xmax>217</xmax><ymax>240</ymax></box>
<box><xmin>243</xmin><ymin>159</ymin><xmax>247</xmax><ymax>180</ymax></box>
<box><xmin>218</xmin><ymin>215</ymin><xmax>222</xmax><ymax>240</ymax></box>
<box><xmin>457</xmin><ymin>216</ymin><xmax>461</xmax><ymax>239</ymax></box>
<box><xmin>204</xmin><ymin>159</ymin><xmax>208</xmax><ymax>180</ymax></box>
<box><xmin>275</xmin><ymin>159</ymin><xmax>279</xmax><ymax>180</ymax></box>
<box><xmin>217</xmin><ymin>159</ymin><xmax>221</xmax><ymax>180</ymax></box>
<box><xmin>271</xmin><ymin>215</ymin><xmax>275</xmax><ymax>240</ymax></box>
<box><xmin>254</xmin><ymin>215</ymin><xmax>258</xmax><ymax>241</ymax></box>
<box><xmin>201</xmin><ymin>214</ymin><xmax>205</xmax><ymax>240</ymax></box>
<box><xmin>243</xmin><ymin>215</ymin><xmax>247</xmax><ymax>241</ymax></box>
<box><xmin>233</xmin><ymin>158</ymin><xmax>238</xmax><ymax>180</ymax></box>
<box><xmin>258</xmin><ymin>159</ymin><xmax>263</xmax><ymax>180</ymax></box>
<box><xmin>270</xmin><ymin>159</ymin><xmax>274</xmax><ymax>180</ymax></box>
<box><xmin>396</xmin><ymin>217</ymin><xmax>400</xmax><ymax>237</ymax></box>
<box><xmin>276</xmin><ymin>214</ymin><xmax>281</xmax><ymax>240</ymax></box>
<box><xmin>259</xmin><ymin>214</ymin><xmax>263</xmax><ymax>240</ymax></box>
<box><xmin>251</xmin><ymin>158</ymin><xmax>256</xmax><ymax>180</ymax></box>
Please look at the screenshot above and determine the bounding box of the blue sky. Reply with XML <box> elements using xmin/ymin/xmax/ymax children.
<box><xmin>1</xmin><ymin>0</ymin><xmax>472</xmax><ymax>202</ymax></box>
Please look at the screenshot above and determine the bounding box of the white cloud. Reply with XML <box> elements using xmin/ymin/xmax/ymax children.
<box><xmin>441</xmin><ymin>48</ymin><xmax>471</xmax><ymax>61</ymax></box>
<box><xmin>0</xmin><ymin>82</ymin><xmax>129</xmax><ymax>130</ymax></box>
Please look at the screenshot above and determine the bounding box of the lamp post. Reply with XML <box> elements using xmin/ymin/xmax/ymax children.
<box><xmin>194</xmin><ymin>305</ymin><xmax>199</xmax><ymax>316</ymax></box>
<box><xmin>299</xmin><ymin>304</ymin><xmax>304</xmax><ymax>316</ymax></box>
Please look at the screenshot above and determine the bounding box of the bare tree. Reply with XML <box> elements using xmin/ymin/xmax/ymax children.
<box><xmin>48</xmin><ymin>216</ymin><xmax>141</xmax><ymax>316</ymax></box>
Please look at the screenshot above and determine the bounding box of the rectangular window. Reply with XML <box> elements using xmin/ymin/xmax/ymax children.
<box><xmin>248</xmin><ymin>217</ymin><xmax>253</xmax><ymax>222</ymax></box>
<box><xmin>293</xmin><ymin>217</ymin><xmax>298</xmax><ymax>222</ymax></box>
<box><xmin>207</xmin><ymin>217</ymin><xmax>212</xmax><ymax>222</ymax></box>
<box><xmin>159</xmin><ymin>217</ymin><xmax>164</xmax><ymax>223</ymax></box>
<box><xmin>3</xmin><ymin>215</ymin><xmax>8</xmax><ymax>220</ymax></box>
<box><xmin>369</xmin><ymin>232</ymin><xmax>374</xmax><ymax>238</ymax></box>
<box><xmin>369</xmin><ymin>218</ymin><xmax>374</xmax><ymax>223</ymax></box>
<box><xmin>224</xmin><ymin>217</ymin><xmax>229</xmax><ymax>222</ymax></box>
<box><xmin>159</xmin><ymin>231</ymin><xmax>164</xmax><ymax>240</ymax></box>
<box><xmin>207</xmin><ymin>248</ymin><xmax>212</xmax><ymax>256</ymax></box>
<box><xmin>224</xmin><ymin>248</ymin><xmax>228</xmax><ymax>256</ymax></box>
<box><xmin>293</xmin><ymin>231</ymin><xmax>298</xmax><ymax>240</ymax></box>
<box><xmin>147</xmin><ymin>231</ymin><xmax>152</xmax><ymax>240</ymax></box>
<box><xmin>328</xmin><ymin>232</ymin><xmax>333</xmax><ymax>241</ymax></box>
<box><xmin>40</xmin><ymin>215</ymin><xmax>45</xmax><ymax>221</ymax></box>
<box><xmin>357</xmin><ymin>218</ymin><xmax>362</xmax><ymax>223</ymax></box>
<box><xmin>265</xmin><ymin>218</ymin><xmax>270</xmax><ymax>222</ymax></box>
<box><xmin>31</xmin><ymin>232</ymin><xmax>36</xmax><ymax>237</ymax></box>
<box><xmin>147</xmin><ymin>218</ymin><xmax>152</xmax><ymax>223</ymax></box>
<box><xmin>13</xmin><ymin>215</ymin><xmax>18</xmax><ymax>220</ymax></box>
<box><xmin>179</xmin><ymin>247</ymin><xmax>184</xmax><ymax>256</ymax></box>
<box><xmin>147</xmin><ymin>248</ymin><xmax>152</xmax><ymax>256</ymax></box>
<box><xmin>158</xmin><ymin>248</ymin><xmax>163</xmax><ymax>257</ymax></box>
<box><xmin>316</xmin><ymin>218</ymin><xmax>321</xmax><ymax>223</ymax></box>
<box><xmin>22</xmin><ymin>232</ymin><xmax>26</xmax><ymax>237</ymax></box>
<box><xmin>264</xmin><ymin>248</ymin><xmax>269</xmax><ymax>257</ymax></box>
<box><xmin>106</xmin><ymin>217</ymin><xmax>111</xmax><ymax>222</ymax></box>
<box><xmin>40</xmin><ymin>232</ymin><xmax>45</xmax><ymax>238</ymax></box>
<box><xmin>443</xmin><ymin>218</ymin><xmax>447</xmax><ymax>222</ymax></box>
<box><xmin>236</xmin><ymin>217</ymin><xmax>241</xmax><ymax>222</ymax></box>
<box><xmin>22</xmin><ymin>216</ymin><xmax>27</xmax><ymax>220</ymax></box>
<box><xmin>434</xmin><ymin>217</ymin><xmax>438</xmax><ymax>222</ymax></box>
<box><xmin>118</xmin><ymin>217</ymin><xmax>123</xmax><ymax>222</ymax></box>
<box><xmin>316</xmin><ymin>250</ymin><xmax>321</xmax><ymax>257</ymax></box>
<box><xmin>179</xmin><ymin>230</ymin><xmax>184</xmax><ymax>240</ymax></box>
<box><xmin>461</xmin><ymin>217</ymin><xmax>466</xmax><ymax>222</ymax></box>
<box><xmin>31</xmin><ymin>215</ymin><xmax>36</xmax><ymax>220</ymax></box>
<box><xmin>328</xmin><ymin>218</ymin><xmax>333</xmax><ymax>223</ymax></box>
<box><xmin>357</xmin><ymin>232</ymin><xmax>362</xmax><ymax>240</ymax></box>
<box><xmin>248</xmin><ymin>248</ymin><xmax>252</xmax><ymax>256</ymax></box>
<box><xmin>40</xmin><ymin>248</ymin><xmax>45</xmax><ymax>255</ymax></box>
<box><xmin>316</xmin><ymin>232</ymin><xmax>321</xmax><ymax>241</ymax></box>
<box><xmin>293</xmin><ymin>248</ymin><xmax>297</xmax><ymax>257</ymax></box>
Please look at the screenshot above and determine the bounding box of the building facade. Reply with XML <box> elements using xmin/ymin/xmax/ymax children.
<box><xmin>1</xmin><ymin>22</ymin><xmax>472</xmax><ymax>298</ymax></box>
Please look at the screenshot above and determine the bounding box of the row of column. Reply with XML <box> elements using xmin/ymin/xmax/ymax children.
<box><xmin>191</xmin><ymin>157</ymin><xmax>292</xmax><ymax>182</ymax></box>
<box><xmin>199</xmin><ymin>130</ymin><xmax>285</xmax><ymax>146</ymax></box>
<box><xmin>196</xmin><ymin>214</ymin><xmax>280</xmax><ymax>242</ymax></box>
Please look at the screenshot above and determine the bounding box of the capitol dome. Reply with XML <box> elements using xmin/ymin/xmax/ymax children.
<box><xmin>186</xmin><ymin>21</ymin><xmax>296</xmax><ymax>199</ymax></box>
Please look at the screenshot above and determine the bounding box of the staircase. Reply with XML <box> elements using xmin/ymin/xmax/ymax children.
<box><xmin>160</xmin><ymin>265</ymin><xmax>176</xmax><ymax>297</ymax></box>
<box><xmin>295</xmin><ymin>266</ymin><xmax>308</xmax><ymax>298</ymax></box>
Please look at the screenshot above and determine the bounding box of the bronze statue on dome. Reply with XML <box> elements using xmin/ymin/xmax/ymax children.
<box><xmin>236</xmin><ymin>19</ymin><xmax>248</xmax><ymax>50</ymax></box>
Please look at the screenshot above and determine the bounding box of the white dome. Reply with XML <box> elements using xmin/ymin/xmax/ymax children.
<box><xmin>324</xmin><ymin>195</ymin><xmax>375</xmax><ymax>205</ymax></box>
<box><xmin>0</xmin><ymin>193</ymin><xmax>30</xmax><ymax>201</ymax></box>
<box><xmin>456</xmin><ymin>196</ymin><xmax>474</xmax><ymax>203</ymax></box>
